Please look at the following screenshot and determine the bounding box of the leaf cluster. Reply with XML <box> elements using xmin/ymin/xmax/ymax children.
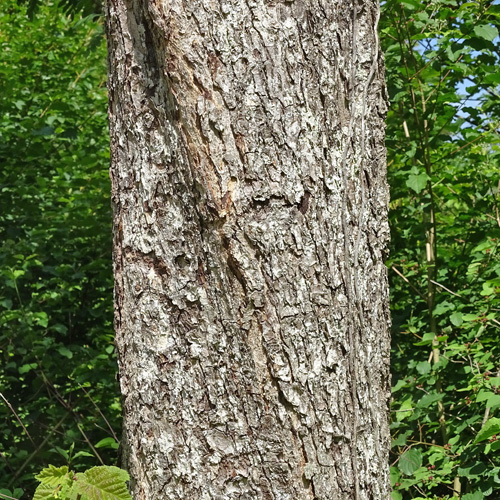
<box><xmin>383</xmin><ymin>0</ymin><xmax>500</xmax><ymax>498</ymax></box>
<box><xmin>32</xmin><ymin>465</ymin><xmax>131</xmax><ymax>500</ymax></box>
<box><xmin>0</xmin><ymin>0</ymin><xmax>120</xmax><ymax>495</ymax></box>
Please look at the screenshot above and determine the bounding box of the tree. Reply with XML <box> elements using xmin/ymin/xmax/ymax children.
<box><xmin>105</xmin><ymin>0</ymin><xmax>391</xmax><ymax>498</ymax></box>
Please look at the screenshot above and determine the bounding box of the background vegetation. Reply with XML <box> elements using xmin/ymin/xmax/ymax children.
<box><xmin>0</xmin><ymin>0</ymin><xmax>498</xmax><ymax>498</ymax></box>
<box><xmin>0</xmin><ymin>2</ymin><xmax>120</xmax><ymax>498</ymax></box>
<box><xmin>382</xmin><ymin>0</ymin><xmax>500</xmax><ymax>497</ymax></box>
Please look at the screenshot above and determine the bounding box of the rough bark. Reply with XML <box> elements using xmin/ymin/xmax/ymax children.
<box><xmin>106</xmin><ymin>0</ymin><xmax>391</xmax><ymax>498</ymax></box>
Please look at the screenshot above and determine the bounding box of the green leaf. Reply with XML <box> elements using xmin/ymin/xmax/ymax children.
<box><xmin>486</xmin><ymin>440</ymin><xmax>500</xmax><ymax>454</ymax></box>
<box><xmin>473</xmin><ymin>24</ymin><xmax>499</xmax><ymax>41</ymax></box>
<box><xmin>0</xmin><ymin>298</ymin><xmax>13</xmax><ymax>309</ymax></box>
<box><xmin>486</xmin><ymin>394</ymin><xmax>500</xmax><ymax>409</ymax></box>
<box><xmin>52</xmin><ymin>323</ymin><xmax>68</xmax><ymax>334</ymax></box>
<box><xmin>32</xmin><ymin>126</ymin><xmax>55</xmax><ymax>137</ymax></box>
<box><xmin>399</xmin><ymin>448</ymin><xmax>422</xmax><ymax>476</ymax></box>
<box><xmin>483</xmin><ymin>72</ymin><xmax>500</xmax><ymax>84</ymax></box>
<box><xmin>58</xmin><ymin>346</ymin><xmax>73</xmax><ymax>359</ymax></box>
<box><xmin>32</xmin><ymin>484</ymin><xmax>58</xmax><ymax>500</ymax></box>
<box><xmin>400</xmin><ymin>0</ymin><xmax>420</xmax><ymax>9</ymax></box>
<box><xmin>33</xmin><ymin>312</ymin><xmax>49</xmax><ymax>328</ymax></box>
<box><xmin>416</xmin><ymin>393</ymin><xmax>443</xmax><ymax>408</ymax></box>
<box><xmin>416</xmin><ymin>361</ymin><xmax>431</xmax><ymax>375</ymax></box>
<box><xmin>18</xmin><ymin>363</ymin><xmax>37</xmax><ymax>374</ymax></box>
<box><xmin>458</xmin><ymin>462</ymin><xmax>487</xmax><ymax>479</ymax></box>
<box><xmin>474</xmin><ymin>417</ymin><xmax>500</xmax><ymax>444</ymax></box>
<box><xmin>73</xmin><ymin>466</ymin><xmax>132</xmax><ymax>500</ymax></box>
<box><xmin>462</xmin><ymin>313</ymin><xmax>479</xmax><ymax>322</ymax></box>
<box><xmin>396</xmin><ymin>398</ymin><xmax>413</xmax><ymax>422</ymax></box>
<box><xmin>95</xmin><ymin>437</ymin><xmax>119</xmax><ymax>450</ymax></box>
<box><xmin>476</xmin><ymin>390</ymin><xmax>494</xmax><ymax>402</ymax></box>
<box><xmin>35</xmin><ymin>465</ymin><xmax>70</xmax><ymax>487</ymax></box>
<box><xmin>450</xmin><ymin>311</ymin><xmax>463</xmax><ymax>326</ymax></box>
<box><xmin>414</xmin><ymin>332</ymin><xmax>435</xmax><ymax>346</ymax></box>
<box><xmin>390</xmin><ymin>466</ymin><xmax>401</xmax><ymax>485</ymax></box>
<box><xmin>51</xmin><ymin>446</ymin><xmax>69</xmax><ymax>460</ymax></box>
<box><xmin>391</xmin><ymin>492</ymin><xmax>403</xmax><ymax>500</ymax></box>
<box><xmin>0</xmin><ymin>491</ymin><xmax>18</xmax><ymax>500</ymax></box>
<box><xmin>406</xmin><ymin>173</ymin><xmax>428</xmax><ymax>194</ymax></box>
<box><xmin>480</xmin><ymin>282</ymin><xmax>495</xmax><ymax>296</ymax></box>
<box><xmin>392</xmin><ymin>379</ymin><xmax>407</xmax><ymax>393</ymax></box>
<box><xmin>434</xmin><ymin>301</ymin><xmax>454</xmax><ymax>316</ymax></box>
<box><xmin>392</xmin><ymin>430</ymin><xmax>411</xmax><ymax>447</ymax></box>
<box><xmin>33</xmin><ymin>466</ymin><xmax>73</xmax><ymax>500</ymax></box>
<box><xmin>72</xmin><ymin>451</ymin><xmax>95</xmax><ymax>459</ymax></box>
<box><xmin>10</xmin><ymin>270</ymin><xmax>25</xmax><ymax>279</ymax></box>
<box><xmin>461</xmin><ymin>491</ymin><xmax>485</xmax><ymax>500</ymax></box>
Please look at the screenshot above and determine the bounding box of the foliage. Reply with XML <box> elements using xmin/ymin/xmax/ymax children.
<box><xmin>32</xmin><ymin>465</ymin><xmax>131</xmax><ymax>500</ymax></box>
<box><xmin>20</xmin><ymin>0</ymin><xmax>102</xmax><ymax>18</ymax></box>
<box><xmin>382</xmin><ymin>0</ymin><xmax>500</xmax><ymax>497</ymax></box>
<box><xmin>0</xmin><ymin>0</ymin><xmax>120</xmax><ymax>496</ymax></box>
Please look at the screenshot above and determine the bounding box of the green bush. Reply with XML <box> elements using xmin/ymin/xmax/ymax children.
<box><xmin>0</xmin><ymin>1</ymin><xmax>120</xmax><ymax>496</ymax></box>
<box><xmin>383</xmin><ymin>0</ymin><xmax>500</xmax><ymax>497</ymax></box>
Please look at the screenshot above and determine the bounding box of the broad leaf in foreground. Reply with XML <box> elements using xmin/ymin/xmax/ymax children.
<box><xmin>399</xmin><ymin>448</ymin><xmax>423</xmax><ymax>476</ymax></box>
<box><xmin>34</xmin><ymin>466</ymin><xmax>70</xmax><ymax>487</ymax></box>
<box><xmin>33</xmin><ymin>483</ymin><xmax>59</xmax><ymax>500</ymax></box>
<box><xmin>73</xmin><ymin>466</ymin><xmax>131</xmax><ymax>500</ymax></box>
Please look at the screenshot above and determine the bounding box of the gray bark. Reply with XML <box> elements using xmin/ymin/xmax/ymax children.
<box><xmin>106</xmin><ymin>0</ymin><xmax>391</xmax><ymax>498</ymax></box>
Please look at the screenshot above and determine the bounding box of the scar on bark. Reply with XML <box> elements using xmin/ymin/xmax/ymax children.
<box><xmin>298</xmin><ymin>191</ymin><xmax>311</xmax><ymax>215</ymax></box>
<box><xmin>222</xmin><ymin>236</ymin><xmax>248</xmax><ymax>294</ymax></box>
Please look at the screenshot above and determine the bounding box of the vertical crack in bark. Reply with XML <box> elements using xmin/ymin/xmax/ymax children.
<box><xmin>338</xmin><ymin>0</ymin><xmax>361</xmax><ymax>496</ymax></box>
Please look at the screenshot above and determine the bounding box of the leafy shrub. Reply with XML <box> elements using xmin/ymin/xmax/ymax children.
<box><xmin>0</xmin><ymin>1</ymin><xmax>120</xmax><ymax>495</ymax></box>
<box><xmin>383</xmin><ymin>0</ymin><xmax>500</xmax><ymax>497</ymax></box>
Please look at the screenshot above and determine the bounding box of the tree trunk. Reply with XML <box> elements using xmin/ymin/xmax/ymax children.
<box><xmin>106</xmin><ymin>0</ymin><xmax>391</xmax><ymax>498</ymax></box>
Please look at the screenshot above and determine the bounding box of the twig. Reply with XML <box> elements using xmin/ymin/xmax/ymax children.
<box><xmin>7</xmin><ymin>413</ymin><xmax>70</xmax><ymax>489</ymax></box>
<box><xmin>76</xmin><ymin>423</ymin><xmax>104</xmax><ymax>465</ymax></box>
<box><xmin>490</xmin><ymin>317</ymin><xmax>500</xmax><ymax>327</ymax></box>
<box><xmin>0</xmin><ymin>449</ymin><xmax>15</xmax><ymax>474</ymax></box>
<box><xmin>79</xmin><ymin>385</ymin><xmax>119</xmax><ymax>443</ymax></box>
<box><xmin>482</xmin><ymin>369</ymin><xmax>500</xmax><ymax>426</ymax></box>
<box><xmin>391</xmin><ymin>266</ymin><xmax>427</xmax><ymax>301</ymax></box>
<box><xmin>0</xmin><ymin>493</ymin><xmax>19</xmax><ymax>500</ymax></box>
<box><xmin>0</xmin><ymin>392</ymin><xmax>35</xmax><ymax>447</ymax></box>
<box><xmin>429</xmin><ymin>279</ymin><xmax>462</xmax><ymax>298</ymax></box>
<box><xmin>407</xmin><ymin>440</ymin><xmax>446</xmax><ymax>448</ymax></box>
<box><xmin>41</xmin><ymin>374</ymin><xmax>104</xmax><ymax>465</ymax></box>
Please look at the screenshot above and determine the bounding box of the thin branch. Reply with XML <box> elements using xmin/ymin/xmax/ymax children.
<box><xmin>79</xmin><ymin>385</ymin><xmax>119</xmax><ymax>443</ymax></box>
<box><xmin>391</xmin><ymin>266</ymin><xmax>427</xmax><ymax>301</ymax></box>
<box><xmin>0</xmin><ymin>392</ymin><xmax>35</xmax><ymax>447</ymax></box>
<box><xmin>429</xmin><ymin>279</ymin><xmax>462</xmax><ymax>298</ymax></box>
<box><xmin>41</xmin><ymin>374</ymin><xmax>104</xmax><ymax>465</ymax></box>
<box><xmin>77</xmin><ymin>422</ymin><xmax>104</xmax><ymax>465</ymax></box>
<box><xmin>0</xmin><ymin>493</ymin><xmax>19</xmax><ymax>500</ymax></box>
<box><xmin>0</xmin><ymin>449</ymin><xmax>15</xmax><ymax>475</ymax></box>
<box><xmin>7</xmin><ymin>412</ymin><xmax>70</xmax><ymax>489</ymax></box>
